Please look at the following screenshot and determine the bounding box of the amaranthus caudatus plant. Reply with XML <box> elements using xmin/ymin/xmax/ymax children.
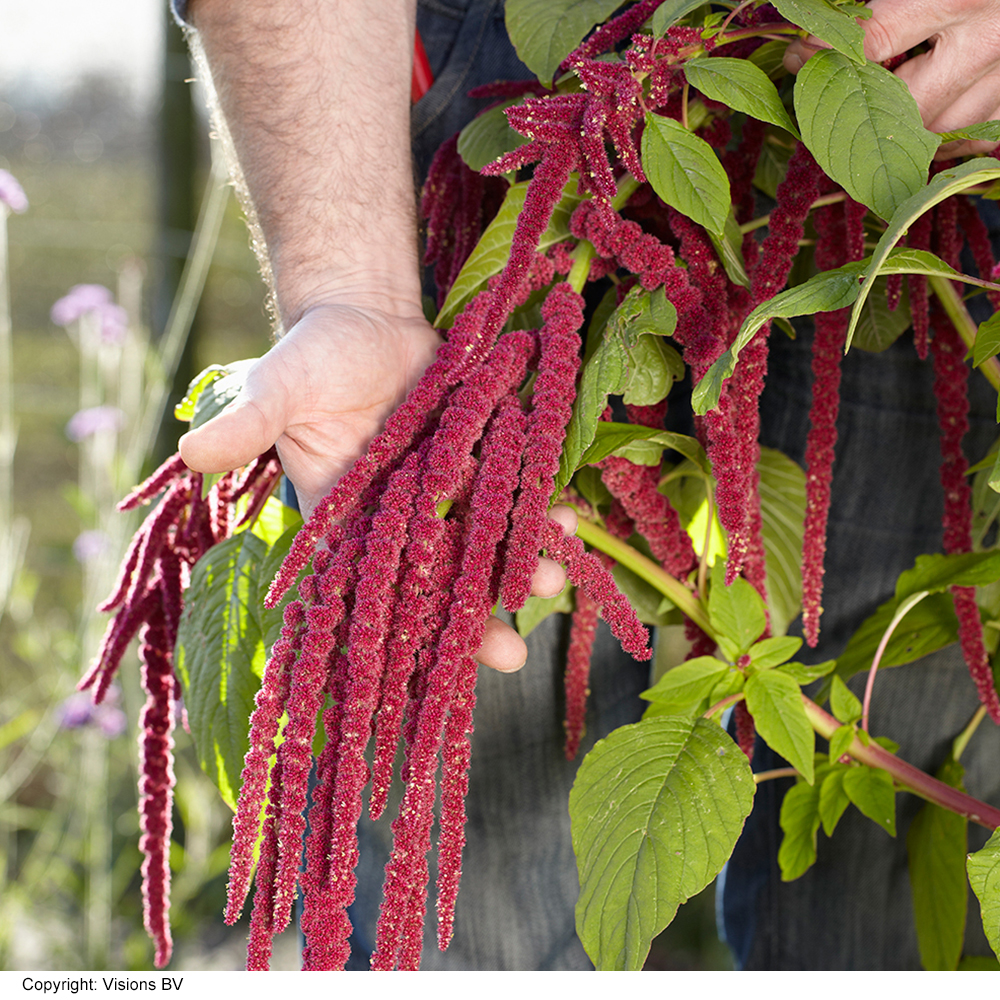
<box><xmin>86</xmin><ymin>0</ymin><xmax>1000</xmax><ymax>972</ymax></box>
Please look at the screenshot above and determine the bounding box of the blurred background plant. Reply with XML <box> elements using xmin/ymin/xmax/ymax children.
<box><xmin>0</xmin><ymin>0</ymin><xmax>728</xmax><ymax>972</ymax></box>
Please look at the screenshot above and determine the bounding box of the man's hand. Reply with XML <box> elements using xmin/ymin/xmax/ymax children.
<box><xmin>179</xmin><ymin>301</ymin><xmax>575</xmax><ymax>674</ymax></box>
<box><xmin>784</xmin><ymin>0</ymin><xmax>1000</xmax><ymax>158</ymax></box>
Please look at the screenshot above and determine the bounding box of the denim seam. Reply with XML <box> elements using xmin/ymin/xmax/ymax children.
<box><xmin>413</xmin><ymin>0</ymin><xmax>501</xmax><ymax>141</ymax></box>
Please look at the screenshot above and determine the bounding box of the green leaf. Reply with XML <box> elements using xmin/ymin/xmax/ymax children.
<box><xmin>651</xmin><ymin>0</ymin><xmax>709</xmax><ymax>36</ymax></box>
<box><xmin>843</xmin><ymin>764</ymin><xmax>896</xmax><ymax>836</ymax></box>
<box><xmin>708</xmin><ymin>562</ymin><xmax>768</xmax><ymax>662</ymax></box>
<box><xmin>957</xmin><ymin>956</ymin><xmax>1000</xmax><ymax>970</ymax></box>
<box><xmin>908</xmin><ymin>756</ymin><xmax>968</xmax><ymax>971</ymax></box>
<box><xmin>829</xmin><ymin>675</ymin><xmax>862</xmax><ymax>725</ymax></box>
<box><xmin>847</xmin><ymin>159</ymin><xmax>1000</xmax><ymax>349</ymax></box>
<box><xmin>611</xmin><ymin>563</ymin><xmax>676</xmax><ymax>628</ymax></box>
<box><xmin>832</xmin><ymin>591</ymin><xmax>958</xmax><ymax>685</ymax></box>
<box><xmin>244</xmin><ymin>495</ymin><xmax>302</xmax><ymax>547</ymax></box>
<box><xmin>748</xmin><ymin>40</ymin><xmax>792</xmax><ymax>81</ymax></box>
<box><xmin>621</xmin><ymin>337</ymin><xmax>684</xmax><ymax>406</ymax></box>
<box><xmin>778</xmin><ymin>779</ymin><xmax>822</xmax><ymax>880</ymax></box>
<box><xmin>852</xmin><ymin>274</ymin><xmax>912</xmax><ymax>354</ymax></box>
<box><xmin>570</xmin><ymin>716</ymin><xmax>755</xmax><ymax>969</ymax></box>
<box><xmin>758</xmin><ymin>447</ymin><xmax>806</xmax><ymax>637</ymax></box>
<box><xmin>936</xmin><ymin>121</ymin><xmax>1000</xmax><ymax>145</ymax></box>
<box><xmin>748</xmin><ymin>635</ymin><xmax>802</xmax><ymax>672</ymax></box>
<box><xmin>968</xmin><ymin>827</ymin><xmax>1000</xmax><ymax>963</ymax></box>
<box><xmin>779</xmin><ymin>659</ymin><xmax>836</xmax><ymax>685</ymax></box>
<box><xmin>580</xmin><ymin>422</ymin><xmax>708</xmax><ymax>471</ymax></box>
<box><xmin>175</xmin><ymin>532</ymin><xmax>269</xmax><ymax>811</ymax></box>
<box><xmin>257</xmin><ymin>524</ymin><xmax>310</xmax><ymax>655</ymax></box>
<box><xmin>896</xmin><ymin>551</ymin><xmax>1000</xmax><ymax>602</ymax></box>
<box><xmin>516</xmin><ymin>587</ymin><xmax>576</xmax><ymax>638</ymax></box>
<box><xmin>828</xmin><ymin>723</ymin><xmax>855</xmax><ymax>763</ymax></box>
<box><xmin>174</xmin><ymin>364</ymin><xmax>230</xmax><ymax>422</ymax></box>
<box><xmin>770</xmin><ymin>0</ymin><xmax>867</xmax><ymax>63</ymax></box>
<box><xmin>457</xmin><ymin>100</ymin><xmax>530</xmax><ymax>171</ymax></box>
<box><xmin>745</xmin><ymin>670</ymin><xmax>816</xmax><ymax>784</ymax></box>
<box><xmin>186</xmin><ymin>359</ymin><xmax>257</xmax><ymax>431</ymax></box>
<box><xmin>753</xmin><ymin>131</ymin><xmax>795</xmax><ymax>200</ymax></box>
<box><xmin>641</xmin><ymin>112</ymin><xmax>732</xmax><ymax>236</ymax></box>
<box><xmin>975</xmin><ymin>313</ymin><xmax>1000</xmax><ymax>368</ymax></box>
<box><xmin>640</xmin><ymin>656</ymin><xmax>731</xmax><ymax>714</ymax></box>
<box><xmin>708</xmin><ymin>208</ymin><xmax>751</xmax><ymax>289</ymax></box>
<box><xmin>505</xmin><ymin>0</ymin><xmax>622</xmax><ymax>87</ymax></box>
<box><xmin>818</xmin><ymin>766</ymin><xmax>850</xmax><ymax>836</ymax></box>
<box><xmin>435</xmin><ymin>177</ymin><xmax>585</xmax><ymax>328</ymax></box>
<box><xmin>795</xmin><ymin>50</ymin><xmax>938</xmax><ymax>221</ymax></box>
<box><xmin>684</xmin><ymin>56</ymin><xmax>799</xmax><ymax>138</ymax></box>
<box><xmin>556</xmin><ymin>288</ymin><xmax>684</xmax><ymax>492</ymax></box>
<box><xmin>692</xmin><ymin>262</ymin><xmax>863</xmax><ymax>413</ymax></box>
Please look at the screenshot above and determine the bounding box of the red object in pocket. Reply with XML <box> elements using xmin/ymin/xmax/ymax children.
<box><xmin>411</xmin><ymin>29</ymin><xmax>434</xmax><ymax>103</ymax></box>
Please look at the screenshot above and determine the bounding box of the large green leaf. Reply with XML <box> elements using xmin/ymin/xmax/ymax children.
<box><xmin>457</xmin><ymin>100</ymin><xmax>529</xmax><ymax>172</ymax></box>
<box><xmin>515</xmin><ymin>588</ymin><xmax>576</xmax><ymax>638</ymax></box>
<box><xmin>641</xmin><ymin>112</ymin><xmax>732</xmax><ymax>236</ymax></box>
<box><xmin>778</xmin><ymin>779</ymin><xmax>822</xmax><ymax>880</ymax></box>
<box><xmin>846</xmin><ymin>159</ymin><xmax>1000</xmax><ymax>349</ymax></box>
<box><xmin>505</xmin><ymin>0</ymin><xmax>622</xmax><ymax>87</ymax></box>
<box><xmin>843</xmin><ymin>764</ymin><xmax>896</xmax><ymax>836</ymax></box>
<box><xmin>769</xmin><ymin>0</ymin><xmax>867</xmax><ymax>63</ymax></box>
<box><xmin>570</xmin><ymin>716</ymin><xmax>754</xmax><ymax>969</ymax></box>
<box><xmin>744</xmin><ymin>670</ymin><xmax>816</xmax><ymax>783</ymax></box>
<box><xmin>831</xmin><ymin>591</ymin><xmax>959</xmax><ymax>686</ymax></box>
<box><xmin>829</xmin><ymin>675</ymin><xmax>862</xmax><ymax>725</ymax></box>
<box><xmin>435</xmin><ymin>178</ymin><xmax>584</xmax><ymax>328</ymax></box>
<box><xmin>758</xmin><ymin>447</ymin><xmax>806</xmax><ymax>637</ymax></box>
<box><xmin>175</xmin><ymin>532</ymin><xmax>269</xmax><ymax>811</ymax></box>
<box><xmin>684</xmin><ymin>56</ymin><xmax>799</xmax><ymax>138</ymax></box>
<box><xmin>907</xmin><ymin>756</ymin><xmax>968</xmax><ymax>971</ymax></box>
<box><xmin>747</xmin><ymin>635</ymin><xmax>802</xmax><ymax>672</ymax></box>
<box><xmin>795</xmin><ymin>50</ymin><xmax>937</xmax><ymax>222</ymax></box>
<box><xmin>968</xmin><ymin>827</ymin><xmax>1000</xmax><ymax>963</ymax></box>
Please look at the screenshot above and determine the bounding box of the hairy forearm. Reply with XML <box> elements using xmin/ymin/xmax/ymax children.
<box><xmin>187</xmin><ymin>0</ymin><xmax>422</xmax><ymax>329</ymax></box>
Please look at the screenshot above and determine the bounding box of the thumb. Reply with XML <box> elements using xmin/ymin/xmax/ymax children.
<box><xmin>179</xmin><ymin>378</ymin><xmax>289</xmax><ymax>474</ymax></box>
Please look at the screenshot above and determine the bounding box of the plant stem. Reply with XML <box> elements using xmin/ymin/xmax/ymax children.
<box><xmin>574</xmin><ymin>516</ymin><xmax>713</xmax><ymax>634</ymax></box>
<box><xmin>754</xmin><ymin>767</ymin><xmax>798</xmax><ymax>784</ymax></box>
<box><xmin>860</xmin><ymin>589</ymin><xmax>929</xmax><ymax>733</ymax></box>
<box><xmin>801</xmin><ymin>695</ymin><xmax>1000</xmax><ymax>829</ymax></box>
<box><xmin>930</xmin><ymin>273</ymin><xmax>1000</xmax><ymax>391</ymax></box>
<box><xmin>952</xmin><ymin>704</ymin><xmax>988</xmax><ymax>762</ymax></box>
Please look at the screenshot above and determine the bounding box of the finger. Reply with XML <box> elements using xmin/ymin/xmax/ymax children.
<box><xmin>859</xmin><ymin>0</ymin><xmax>952</xmax><ymax>65</ymax></box>
<box><xmin>530</xmin><ymin>557</ymin><xmax>568</xmax><ymax>599</ymax></box>
<box><xmin>924</xmin><ymin>78</ymin><xmax>1000</xmax><ymax>157</ymax></box>
<box><xmin>548</xmin><ymin>503</ymin><xmax>578</xmax><ymax>536</ymax></box>
<box><xmin>783</xmin><ymin>36</ymin><xmax>829</xmax><ymax>75</ymax></box>
<box><xmin>477</xmin><ymin>615</ymin><xmax>528</xmax><ymax>673</ymax></box>
<box><xmin>179</xmin><ymin>367</ymin><xmax>288</xmax><ymax>474</ymax></box>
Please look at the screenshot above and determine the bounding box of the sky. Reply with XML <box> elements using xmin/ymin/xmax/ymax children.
<box><xmin>0</xmin><ymin>0</ymin><xmax>164</xmax><ymax>104</ymax></box>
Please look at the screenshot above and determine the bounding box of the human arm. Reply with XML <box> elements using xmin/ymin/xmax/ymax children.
<box><xmin>784</xmin><ymin>0</ymin><xmax>1000</xmax><ymax>157</ymax></box>
<box><xmin>176</xmin><ymin>0</ymin><xmax>568</xmax><ymax>671</ymax></box>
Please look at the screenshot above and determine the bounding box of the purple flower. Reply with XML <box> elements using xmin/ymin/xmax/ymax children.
<box><xmin>0</xmin><ymin>169</ymin><xmax>28</xmax><ymax>214</ymax></box>
<box><xmin>51</xmin><ymin>284</ymin><xmax>113</xmax><ymax>325</ymax></box>
<box><xmin>58</xmin><ymin>687</ymin><xmax>126</xmax><ymax>738</ymax></box>
<box><xmin>50</xmin><ymin>285</ymin><xmax>128</xmax><ymax>343</ymax></box>
<box><xmin>73</xmin><ymin>529</ymin><xmax>111</xmax><ymax>563</ymax></box>
<box><xmin>65</xmin><ymin>405</ymin><xmax>124</xmax><ymax>442</ymax></box>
